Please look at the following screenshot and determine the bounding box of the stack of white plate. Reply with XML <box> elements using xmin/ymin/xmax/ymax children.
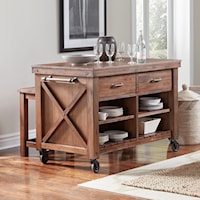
<box><xmin>104</xmin><ymin>130</ymin><xmax>128</xmax><ymax>142</ymax></box>
<box><xmin>99</xmin><ymin>133</ymin><xmax>109</xmax><ymax>145</ymax></box>
<box><xmin>99</xmin><ymin>106</ymin><xmax>123</xmax><ymax>117</ymax></box>
<box><xmin>139</xmin><ymin>97</ymin><xmax>163</xmax><ymax>111</ymax></box>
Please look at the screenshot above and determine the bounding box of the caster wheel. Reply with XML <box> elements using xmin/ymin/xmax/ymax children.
<box><xmin>170</xmin><ymin>139</ymin><xmax>179</xmax><ymax>152</ymax></box>
<box><xmin>39</xmin><ymin>150</ymin><xmax>49</xmax><ymax>164</ymax></box>
<box><xmin>91</xmin><ymin>159</ymin><xmax>100</xmax><ymax>173</ymax></box>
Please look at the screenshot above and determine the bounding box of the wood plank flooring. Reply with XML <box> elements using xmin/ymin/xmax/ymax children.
<box><xmin>1</xmin><ymin>139</ymin><xmax>200</xmax><ymax>200</ymax></box>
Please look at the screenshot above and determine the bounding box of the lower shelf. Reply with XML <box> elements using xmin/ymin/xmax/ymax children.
<box><xmin>26</xmin><ymin>138</ymin><xmax>36</xmax><ymax>148</ymax></box>
<box><xmin>99</xmin><ymin>130</ymin><xmax>172</xmax><ymax>154</ymax></box>
<box><xmin>24</xmin><ymin>131</ymin><xmax>173</xmax><ymax>157</ymax></box>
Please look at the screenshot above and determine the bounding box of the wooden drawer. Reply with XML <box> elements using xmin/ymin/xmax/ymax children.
<box><xmin>137</xmin><ymin>70</ymin><xmax>172</xmax><ymax>94</ymax></box>
<box><xmin>99</xmin><ymin>74</ymin><xmax>136</xmax><ymax>99</ymax></box>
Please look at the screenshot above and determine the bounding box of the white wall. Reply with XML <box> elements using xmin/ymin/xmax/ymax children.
<box><xmin>193</xmin><ymin>0</ymin><xmax>200</xmax><ymax>85</ymax></box>
<box><xmin>106</xmin><ymin>0</ymin><xmax>132</xmax><ymax>44</ymax></box>
<box><xmin>172</xmin><ymin>0</ymin><xmax>200</xmax><ymax>89</ymax></box>
<box><xmin>173</xmin><ymin>0</ymin><xmax>192</xmax><ymax>90</ymax></box>
<box><xmin>0</xmin><ymin>0</ymin><xmax>133</xmax><ymax>137</ymax></box>
<box><xmin>0</xmin><ymin>0</ymin><xmax>62</xmax><ymax>136</ymax></box>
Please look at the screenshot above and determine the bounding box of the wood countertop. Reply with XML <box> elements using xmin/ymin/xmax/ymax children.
<box><xmin>32</xmin><ymin>58</ymin><xmax>181</xmax><ymax>77</ymax></box>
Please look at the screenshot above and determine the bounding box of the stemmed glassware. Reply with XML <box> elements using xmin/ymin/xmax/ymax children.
<box><xmin>117</xmin><ymin>42</ymin><xmax>125</xmax><ymax>61</ymax></box>
<box><xmin>105</xmin><ymin>43</ymin><xmax>115</xmax><ymax>64</ymax></box>
<box><xmin>94</xmin><ymin>43</ymin><xmax>103</xmax><ymax>64</ymax></box>
<box><xmin>127</xmin><ymin>44</ymin><xmax>137</xmax><ymax>65</ymax></box>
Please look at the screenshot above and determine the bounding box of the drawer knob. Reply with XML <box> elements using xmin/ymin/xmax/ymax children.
<box><xmin>111</xmin><ymin>82</ymin><xmax>124</xmax><ymax>88</ymax></box>
<box><xmin>150</xmin><ymin>78</ymin><xmax>162</xmax><ymax>83</ymax></box>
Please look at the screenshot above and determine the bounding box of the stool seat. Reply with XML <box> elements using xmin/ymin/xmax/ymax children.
<box><xmin>19</xmin><ymin>87</ymin><xmax>35</xmax><ymax>95</ymax></box>
<box><xmin>18</xmin><ymin>87</ymin><xmax>36</xmax><ymax>156</ymax></box>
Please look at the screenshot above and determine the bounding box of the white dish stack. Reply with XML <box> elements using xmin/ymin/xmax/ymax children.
<box><xmin>104</xmin><ymin>130</ymin><xmax>128</xmax><ymax>142</ymax></box>
<box><xmin>99</xmin><ymin>105</ymin><xmax>126</xmax><ymax>145</ymax></box>
<box><xmin>99</xmin><ymin>106</ymin><xmax>123</xmax><ymax>117</ymax></box>
<box><xmin>99</xmin><ymin>130</ymin><xmax>128</xmax><ymax>145</ymax></box>
<box><xmin>139</xmin><ymin>97</ymin><xmax>163</xmax><ymax>111</ymax></box>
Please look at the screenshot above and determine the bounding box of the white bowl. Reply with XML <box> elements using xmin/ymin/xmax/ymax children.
<box><xmin>62</xmin><ymin>54</ymin><xmax>96</xmax><ymax>65</ymax></box>
<box><xmin>104</xmin><ymin>130</ymin><xmax>128</xmax><ymax>142</ymax></box>
<box><xmin>99</xmin><ymin>133</ymin><xmax>109</xmax><ymax>145</ymax></box>
<box><xmin>140</xmin><ymin>97</ymin><xmax>161</xmax><ymax>106</ymax></box>
<box><xmin>139</xmin><ymin>117</ymin><xmax>161</xmax><ymax>135</ymax></box>
<box><xmin>99</xmin><ymin>106</ymin><xmax>123</xmax><ymax>117</ymax></box>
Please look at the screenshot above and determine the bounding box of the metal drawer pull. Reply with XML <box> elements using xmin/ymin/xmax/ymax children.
<box><xmin>150</xmin><ymin>78</ymin><xmax>162</xmax><ymax>83</ymax></box>
<box><xmin>42</xmin><ymin>76</ymin><xmax>78</xmax><ymax>83</ymax></box>
<box><xmin>111</xmin><ymin>82</ymin><xmax>124</xmax><ymax>88</ymax></box>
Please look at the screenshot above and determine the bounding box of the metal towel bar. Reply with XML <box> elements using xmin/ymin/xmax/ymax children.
<box><xmin>42</xmin><ymin>76</ymin><xmax>78</xmax><ymax>83</ymax></box>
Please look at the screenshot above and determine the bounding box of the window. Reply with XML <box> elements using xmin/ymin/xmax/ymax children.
<box><xmin>135</xmin><ymin>0</ymin><xmax>168</xmax><ymax>59</ymax></box>
<box><xmin>132</xmin><ymin>0</ymin><xmax>193</xmax><ymax>87</ymax></box>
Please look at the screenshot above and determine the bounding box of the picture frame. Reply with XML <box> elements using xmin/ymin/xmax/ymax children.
<box><xmin>59</xmin><ymin>0</ymin><xmax>106</xmax><ymax>52</ymax></box>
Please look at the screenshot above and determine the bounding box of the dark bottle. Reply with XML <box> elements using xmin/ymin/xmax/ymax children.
<box><xmin>97</xmin><ymin>36</ymin><xmax>117</xmax><ymax>61</ymax></box>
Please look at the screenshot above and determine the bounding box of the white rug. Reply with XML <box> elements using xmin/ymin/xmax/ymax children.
<box><xmin>79</xmin><ymin>151</ymin><xmax>200</xmax><ymax>200</ymax></box>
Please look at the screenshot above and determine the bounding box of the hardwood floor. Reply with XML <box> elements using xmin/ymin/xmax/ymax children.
<box><xmin>1</xmin><ymin>139</ymin><xmax>200</xmax><ymax>200</ymax></box>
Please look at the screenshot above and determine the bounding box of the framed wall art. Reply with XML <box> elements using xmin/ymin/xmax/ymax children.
<box><xmin>59</xmin><ymin>0</ymin><xmax>106</xmax><ymax>52</ymax></box>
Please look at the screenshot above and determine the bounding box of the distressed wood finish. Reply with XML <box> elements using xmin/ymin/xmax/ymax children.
<box><xmin>32</xmin><ymin>58</ymin><xmax>181</xmax><ymax>167</ymax></box>
<box><xmin>1</xmin><ymin>140</ymin><xmax>200</xmax><ymax>200</ymax></box>
<box><xmin>137</xmin><ymin>70</ymin><xmax>172</xmax><ymax>94</ymax></box>
<box><xmin>98</xmin><ymin>74</ymin><xmax>136</xmax><ymax>99</ymax></box>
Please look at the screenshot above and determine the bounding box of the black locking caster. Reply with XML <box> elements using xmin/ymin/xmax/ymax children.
<box><xmin>169</xmin><ymin>138</ymin><xmax>180</xmax><ymax>152</ymax></box>
<box><xmin>39</xmin><ymin>149</ymin><xmax>49</xmax><ymax>164</ymax></box>
<box><xmin>90</xmin><ymin>159</ymin><xmax>100</xmax><ymax>173</ymax></box>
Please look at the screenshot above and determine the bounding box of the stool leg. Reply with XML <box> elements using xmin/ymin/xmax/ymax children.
<box><xmin>20</xmin><ymin>93</ymin><xmax>29</xmax><ymax>156</ymax></box>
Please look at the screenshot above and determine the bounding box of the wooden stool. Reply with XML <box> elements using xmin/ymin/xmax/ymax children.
<box><xmin>18</xmin><ymin>87</ymin><xmax>36</xmax><ymax>156</ymax></box>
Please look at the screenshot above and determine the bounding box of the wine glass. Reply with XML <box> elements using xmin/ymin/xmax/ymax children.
<box><xmin>127</xmin><ymin>44</ymin><xmax>137</xmax><ymax>65</ymax></box>
<box><xmin>105</xmin><ymin>43</ymin><xmax>115</xmax><ymax>64</ymax></box>
<box><xmin>94</xmin><ymin>43</ymin><xmax>103</xmax><ymax>64</ymax></box>
<box><xmin>117</xmin><ymin>42</ymin><xmax>125</xmax><ymax>61</ymax></box>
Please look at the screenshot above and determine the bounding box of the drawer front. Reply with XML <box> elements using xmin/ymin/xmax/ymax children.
<box><xmin>99</xmin><ymin>74</ymin><xmax>136</xmax><ymax>99</ymax></box>
<box><xmin>138</xmin><ymin>70</ymin><xmax>172</xmax><ymax>94</ymax></box>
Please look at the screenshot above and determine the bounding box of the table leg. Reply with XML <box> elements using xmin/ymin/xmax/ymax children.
<box><xmin>20</xmin><ymin>93</ymin><xmax>29</xmax><ymax>156</ymax></box>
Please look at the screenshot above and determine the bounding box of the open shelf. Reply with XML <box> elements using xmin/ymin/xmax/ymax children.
<box><xmin>26</xmin><ymin>138</ymin><xmax>37</xmax><ymax>148</ymax></box>
<box><xmin>98</xmin><ymin>114</ymin><xmax>134</xmax><ymax>125</ymax></box>
<box><xmin>99</xmin><ymin>130</ymin><xmax>171</xmax><ymax>154</ymax></box>
<box><xmin>138</xmin><ymin>108</ymin><xmax>170</xmax><ymax>118</ymax></box>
